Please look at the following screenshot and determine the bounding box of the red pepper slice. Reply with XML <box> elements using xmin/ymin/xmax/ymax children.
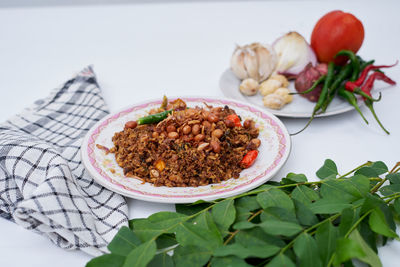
<box><xmin>226</xmin><ymin>114</ymin><xmax>241</xmax><ymax>127</ymax></box>
<box><xmin>347</xmin><ymin>61</ymin><xmax>398</xmax><ymax>88</ymax></box>
<box><xmin>240</xmin><ymin>150</ymin><xmax>258</xmax><ymax>168</ymax></box>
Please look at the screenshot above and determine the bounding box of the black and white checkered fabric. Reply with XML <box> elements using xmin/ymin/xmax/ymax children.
<box><xmin>0</xmin><ymin>66</ymin><xmax>128</xmax><ymax>256</ymax></box>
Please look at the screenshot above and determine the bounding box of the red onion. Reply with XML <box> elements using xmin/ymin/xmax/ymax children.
<box><xmin>295</xmin><ymin>63</ymin><xmax>327</xmax><ymax>102</ymax></box>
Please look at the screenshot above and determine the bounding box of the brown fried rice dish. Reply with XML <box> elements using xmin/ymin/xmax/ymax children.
<box><xmin>107</xmin><ymin>98</ymin><xmax>260</xmax><ymax>187</ymax></box>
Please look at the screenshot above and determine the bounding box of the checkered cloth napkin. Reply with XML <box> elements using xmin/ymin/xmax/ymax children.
<box><xmin>0</xmin><ymin>66</ymin><xmax>129</xmax><ymax>256</ymax></box>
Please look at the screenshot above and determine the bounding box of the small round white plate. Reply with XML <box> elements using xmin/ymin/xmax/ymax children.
<box><xmin>220</xmin><ymin>69</ymin><xmax>357</xmax><ymax>118</ymax></box>
<box><xmin>81</xmin><ymin>97</ymin><xmax>291</xmax><ymax>203</ymax></box>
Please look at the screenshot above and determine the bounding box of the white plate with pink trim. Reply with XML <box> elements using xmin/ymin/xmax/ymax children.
<box><xmin>81</xmin><ymin>97</ymin><xmax>291</xmax><ymax>203</ymax></box>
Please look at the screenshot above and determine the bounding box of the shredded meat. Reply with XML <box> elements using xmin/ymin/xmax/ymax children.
<box><xmin>108</xmin><ymin>104</ymin><xmax>260</xmax><ymax>187</ymax></box>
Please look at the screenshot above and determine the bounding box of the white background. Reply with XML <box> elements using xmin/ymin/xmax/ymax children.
<box><xmin>0</xmin><ymin>0</ymin><xmax>399</xmax><ymax>266</ymax></box>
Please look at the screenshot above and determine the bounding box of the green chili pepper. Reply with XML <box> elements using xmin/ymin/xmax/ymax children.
<box><xmin>365</xmin><ymin>99</ymin><xmax>390</xmax><ymax>135</ymax></box>
<box><xmin>137</xmin><ymin>110</ymin><xmax>172</xmax><ymax>125</ymax></box>
<box><xmin>291</xmin><ymin>62</ymin><xmax>335</xmax><ymax>135</ymax></box>
<box><xmin>337</xmin><ymin>86</ymin><xmax>368</xmax><ymax>124</ymax></box>
<box><xmin>290</xmin><ymin>75</ymin><xmax>326</xmax><ymax>95</ymax></box>
<box><xmin>335</xmin><ymin>50</ymin><xmax>360</xmax><ymax>81</ymax></box>
<box><xmin>321</xmin><ymin>64</ymin><xmax>353</xmax><ymax>112</ymax></box>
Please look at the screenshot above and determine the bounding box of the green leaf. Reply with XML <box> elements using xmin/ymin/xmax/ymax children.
<box><xmin>315</xmin><ymin>221</ymin><xmax>338</xmax><ymax>266</ymax></box>
<box><xmin>333</xmin><ymin>238</ymin><xmax>366</xmax><ymax>266</ymax></box>
<box><xmin>293</xmin><ymin>233</ymin><xmax>321</xmax><ymax>267</ymax></box>
<box><xmin>360</xmin><ymin>193</ymin><xmax>385</xmax><ymax>214</ymax></box>
<box><xmin>320</xmin><ymin>175</ymin><xmax>370</xmax><ymax>203</ymax></box>
<box><xmin>175</xmin><ymin>202</ymin><xmax>212</xmax><ymax>216</ymax></box>
<box><xmin>359</xmin><ymin>220</ymin><xmax>378</xmax><ymax>253</ymax></box>
<box><xmin>173</xmin><ymin>245</ymin><xmax>212</xmax><ymax>267</ymax></box>
<box><xmin>148</xmin><ymin>252</ymin><xmax>174</xmax><ymax>267</ymax></box>
<box><xmin>107</xmin><ymin>226</ymin><xmax>142</xmax><ymax>256</ymax></box>
<box><xmin>387</xmin><ymin>173</ymin><xmax>400</xmax><ymax>184</ymax></box>
<box><xmin>348</xmin><ymin>229</ymin><xmax>382</xmax><ymax>267</ymax></box>
<box><xmin>257</xmin><ymin>188</ymin><xmax>294</xmax><ymax>211</ymax></box>
<box><xmin>212</xmin><ymin>199</ymin><xmax>236</xmax><ymax>232</ymax></box>
<box><xmin>291</xmin><ymin>185</ymin><xmax>320</xmax><ymax>205</ymax></box>
<box><xmin>211</xmin><ymin>255</ymin><xmax>252</xmax><ymax>267</ymax></box>
<box><xmin>394</xmin><ymin>199</ymin><xmax>400</xmax><ymax>214</ymax></box>
<box><xmin>122</xmin><ymin>240</ymin><xmax>157</xmax><ymax>267</ymax></box>
<box><xmin>309</xmin><ymin>199</ymin><xmax>353</xmax><ymax>214</ymax></box>
<box><xmin>355</xmin><ymin>167</ymin><xmax>379</xmax><ymax>178</ymax></box>
<box><xmin>155</xmin><ymin>234</ymin><xmax>178</xmax><ymax>250</ymax></box>
<box><xmin>371</xmin><ymin>161</ymin><xmax>388</xmax><ymax>175</ymax></box>
<box><xmin>259</xmin><ymin>219</ymin><xmax>302</xmax><ymax>237</ymax></box>
<box><xmin>369</xmin><ymin>208</ymin><xmax>398</xmax><ymax>238</ymax></box>
<box><xmin>380</xmin><ymin>184</ymin><xmax>400</xmax><ymax>196</ymax></box>
<box><xmin>192</xmin><ymin>211</ymin><xmax>223</xmax><ymax>242</ymax></box>
<box><xmin>132</xmin><ymin>219</ymin><xmax>164</xmax><ymax>242</ymax></box>
<box><xmin>233</xmin><ymin>221</ymin><xmax>255</xmax><ymax>230</ymax></box>
<box><xmin>281</xmin><ymin>173</ymin><xmax>307</xmax><ymax>185</ymax></box>
<box><xmin>293</xmin><ymin>199</ymin><xmax>318</xmax><ymax>226</ymax></box>
<box><xmin>338</xmin><ymin>208</ymin><xmax>359</xmax><ymax>237</ymax></box>
<box><xmin>267</xmin><ymin>253</ymin><xmax>296</xmax><ymax>267</ymax></box>
<box><xmin>260</xmin><ymin>207</ymin><xmax>298</xmax><ymax>223</ymax></box>
<box><xmin>175</xmin><ymin>221</ymin><xmax>222</xmax><ymax>250</ymax></box>
<box><xmin>86</xmin><ymin>254</ymin><xmax>125</xmax><ymax>267</ymax></box>
<box><xmin>235</xmin><ymin>196</ymin><xmax>260</xmax><ymax>221</ymax></box>
<box><xmin>316</xmin><ymin>159</ymin><xmax>338</xmax><ymax>179</ymax></box>
<box><xmin>132</xmin><ymin>212</ymin><xmax>188</xmax><ymax>241</ymax></box>
<box><xmin>235</xmin><ymin>227</ymin><xmax>285</xmax><ymax>248</ymax></box>
<box><xmin>214</xmin><ymin>242</ymin><xmax>280</xmax><ymax>259</ymax></box>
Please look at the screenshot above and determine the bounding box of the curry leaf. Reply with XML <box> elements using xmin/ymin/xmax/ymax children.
<box><xmin>309</xmin><ymin>199</ymin><xmax>353</xmax><ymax>214</ymax></box>
<box><xmin>173</xmin><ymin>245</ymin><xmax>212</xmax><ymax>267</ymax></box>
<box><xmin>293</xmin><ymin>233</ymin><xmax>321</xmax><ymax>267</ymax></box>
<box><xmin>369</xmin><ymin>208</ymin><xmax>398</xmax><ymax>238</ymax></box>
<box><xmin>293</xmin><ymin>199</ymin><xmax>318</xmax><ymax>226</ymax></box>
<box><xmin>257</xmin><ymin>188</ymin><xmax>294</xmax><ymax>211</ymax></box>
<box><xmin>107</xmin><ymin>226</ymin><xmax>142</xmax><ymax>256</ymax></box>
<box><xmin>291</xmin><ymin>185</ymin><xmax>320</xmax><ymax>205</ymax></box>
<box><xmin>122</xmin><ymin>240</ymin><xmax>157</xmax><ymax>267</ymax></box>
<box><xmin>316</xmin><ymin>159</ymin><xmax>338</xmax><ymax>179</ymax></box>
<box><xmin>212</xmin><ymin>199</ymin><xmax>236</xmax><ymax>233</ymax></box>
<box><xmin>211</xmin><ymin>255</ymin><xmax>252</xmax><ymax>267</ymax></box>
<box><xmin>267</xmin><ymin>253</ymin><xmax>296</xmax><ymax>267</ymax></box>
<box><xmin>260</xmin><ymin>207</ymin><xmax>298</xmax><ymax>223</ymax></box>
<box><xmin>148</xmin><ymin>253</ymin><xmax>174</xmax><ymax>267</ymax></box>
<box><xmin>333</xmin><ymin>238</ymin><xmax>366</xmax><ymax>266</ymax></box>
<box><xmin>214</xmin><ymin>242</ymin><xmax>280</xmax><ymax>259</ymax></box>
<box><xmin>175</xmin><ymin>221</ymin><xmax>222</xmax><ymax>250</ymax></box>
<box><xmin>380</xmin><ymin>184</ymin><xmax>400</xmax><ymax>196</ymax></box>
<box><xmin>259</xmin><ymin>219</ymin><xmax>302</xmax><ymax>237</ymax></box>
<box><xmin>86</xmin><ymin>254</ymin><xmax>125</xmax><ymax>267</ymax></box>
<box><xmin>315</xmin><ymin>221</ymin><xmax>338</xmax><ymax>266</ymax></box>
<box><xmin>348</xmin><ymin>229</ymin><xmax>382</xmax><ymax>267</ymax></box>
<box><xmin>281</xmin><ymin>173</ymin><xmax>307</xmax><ymax>185</ymax></box>
<box><xmin>387</xmin><ymin>173</ymin><xmax>400</xmax><ymax>184</ymax></box>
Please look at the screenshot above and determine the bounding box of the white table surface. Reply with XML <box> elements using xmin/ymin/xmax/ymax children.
<box><xmin>0</xmin><ymin>0</ymin><xmax>399</xmax><ymax>266</ymax></box>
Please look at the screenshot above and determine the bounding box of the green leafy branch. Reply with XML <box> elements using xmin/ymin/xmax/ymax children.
<box><xmin>86</xmin><ymin>159</ymin><xmax>400</xmax><ymax>267</ymax></box>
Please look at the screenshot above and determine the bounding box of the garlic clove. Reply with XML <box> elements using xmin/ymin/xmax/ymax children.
<box><xmin>230</xmin><ymin>48</ymin><xmax>248</xmax><ymax>80</ymax></box>
<box><xmin>259</xmin><ymin>79</ymin><xmax>282</xmax><ymax>96</ymax></box>
<box><xmin>239</xmin><ymin>78</ymin><xmax>259</xmax><ymax>96</ymax></box>
<box><xmin>263</xmin><ymin>94</ymin><xmax>286</xmax><ymax>109</ymax></box>
<box><xmin>274</xmin><ymin>87</ymin><xmax>293</xmax><ymax>103</ymax></box>
<box><xmin>269</xmin><ymin>74</ymin><xmax>289</xmax><ymax>87</ymax></box>
<box><xmin>243</xmin><ymin>46</ymin><xmax>259</xmax><ymax>81</ymax></box>
<box><xmin>256</xmin><ymin>45</ymin><xmax>277</xmax><ymax>81</ymax></box>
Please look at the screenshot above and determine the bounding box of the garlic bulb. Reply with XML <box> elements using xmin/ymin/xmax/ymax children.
<box><xmin>273</xmin><ymin>32</ymin><xmax>317</xmax><ymax>76</ymax></box>
<box><xmin>231</xmin><ymin>43</ymin><xmax>277</xmax><ymax>82</ymax></box>
<box><xmin>239</xmin><ymin>78</ymin><xmax>259</xmax><ymax>96</ymax></box>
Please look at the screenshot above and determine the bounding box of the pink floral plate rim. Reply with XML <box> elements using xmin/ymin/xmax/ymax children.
<box><xmin>81</xmin><ymin>96</ymin><xmax>291</xmax><ymax>202</ymax></box>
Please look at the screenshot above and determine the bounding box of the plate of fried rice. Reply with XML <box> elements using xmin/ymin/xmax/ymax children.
<box><xmin>81</xmin><ymin>96</ymin><xmax>291</xmax><ymax>203</ymax></box>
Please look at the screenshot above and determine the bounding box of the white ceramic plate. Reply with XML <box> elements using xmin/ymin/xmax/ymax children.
<box><xmin>81</xmin><ymin>97</ymin><xmax>291</xmax><ymax>203</ymax></box>
<box><xmin>220</xmin><ymin>69</ymin><xmax>357</xmax><ymax>118</ymax></box>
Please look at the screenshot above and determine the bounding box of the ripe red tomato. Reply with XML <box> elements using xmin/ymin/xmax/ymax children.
<box><xmin>311</xmin><ymin>10</ymin><xmax>364</xmax><ymax>64</ymax></box>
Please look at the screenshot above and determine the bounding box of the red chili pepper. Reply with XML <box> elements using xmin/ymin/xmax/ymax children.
<box><xmin>361</xmin><ymin>72</ymin><xmax>396</xmax><ymax>96</ymax></box>
<box><xmin>226</xmin><ymin>114</ymin><xmax>241</xmax><ymax>127</ymax></box>
<box><xmin>240</xmin><ymin>150</ymin><xmax>258</xmax><ymax>168</ymax></box>
<box><xmin>352</xmin><ymin>61</ymin><xmax>398</xmax><ymax>87</ymax></box>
